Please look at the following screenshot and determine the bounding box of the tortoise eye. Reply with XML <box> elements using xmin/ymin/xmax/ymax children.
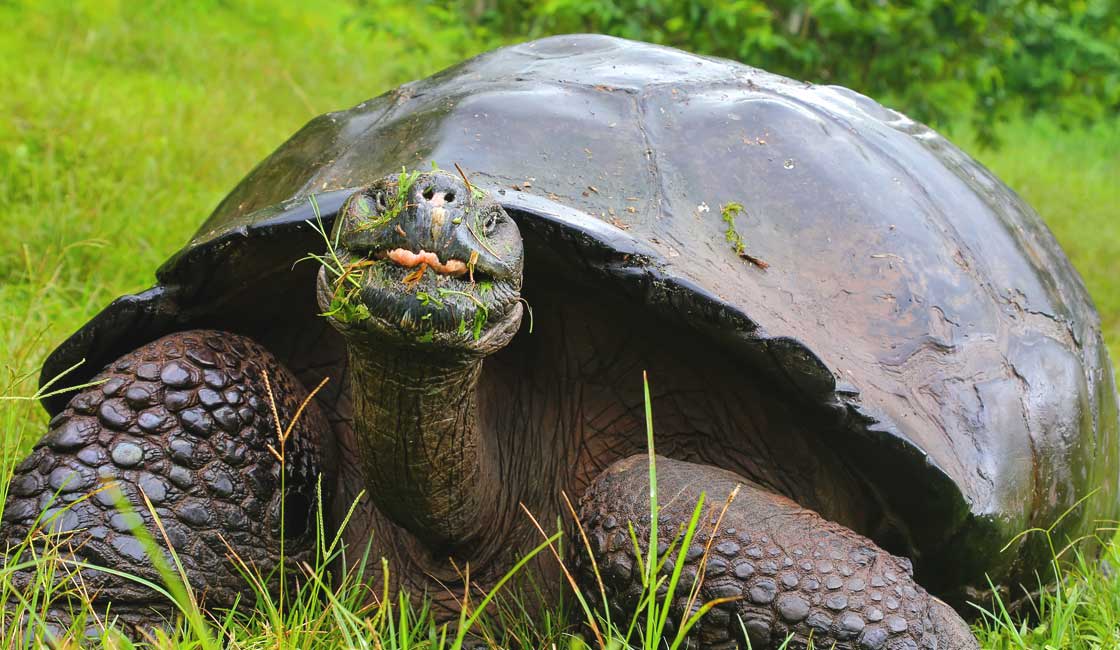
<box><xmin>373</xmin><ymin>191</ymin><xmax>389</xmax><ymax>212</ymax></box>
<box><xmin>482</xmin><ymin>212</ymin><xmax>500</xmax><ymax>235</ymax></box>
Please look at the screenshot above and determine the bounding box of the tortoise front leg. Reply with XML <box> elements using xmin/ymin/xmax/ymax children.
<box><xmin>1</xmin><ymin>330</ymin><xmax>327</xmax><ymax>636</ymax></box>
<box><xmin>577</xmin><ymin>455</ymin><xmax>978</xmax><ymax>650</ymax></box>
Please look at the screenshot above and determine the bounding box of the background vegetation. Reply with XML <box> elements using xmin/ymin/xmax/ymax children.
<box><xmin>359</xmin><ymin>0</ymin><xmax>1120</xmax><ymax>146</ymax></box>
<box><xmin>0</xmin><ymin>0</ymin><xmax>1118</xmax><ymax>647</ymax></box>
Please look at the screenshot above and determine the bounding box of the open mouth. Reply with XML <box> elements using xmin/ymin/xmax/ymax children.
<box><xmin>328</xmin><ymin>244</ymin><xmax>519</xmax><ymax>338</ymax></box>
<box><xmin>315</xmin><ymin>171</ymin><xmax>525</xmax><ymax>349</ymax></box>
<box><xmin>385</xmin><ymin>248</ymin><xmax>468</xmax><ymax>277</ymax></box>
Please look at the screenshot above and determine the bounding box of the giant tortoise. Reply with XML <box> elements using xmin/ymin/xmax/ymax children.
<box><xmin>4</xmin><ymin>34</ymin><xmax>1118</xmax><ymax>650</ymax></box>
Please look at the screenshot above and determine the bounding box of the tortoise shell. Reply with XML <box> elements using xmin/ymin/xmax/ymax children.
<box><xmin>42</xmin><ymin>34</ymin><xmax>1119</xmax><ymax>602</ymax></box>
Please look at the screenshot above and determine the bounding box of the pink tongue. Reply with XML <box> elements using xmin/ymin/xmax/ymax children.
<box><xmin>387</xmin><ymin>248</ymin><xmax>467</xmax><ymax>276</ymax></box>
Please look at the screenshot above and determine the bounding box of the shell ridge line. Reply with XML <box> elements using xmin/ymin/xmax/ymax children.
<box><xmin>634</xmin><ymin>89</ymin><xmax>666</xmax><ymax>224</ymax></box>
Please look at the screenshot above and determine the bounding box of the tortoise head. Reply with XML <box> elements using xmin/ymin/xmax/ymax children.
<box><xmin>316</xmin><ymin>170</ymin><xmax>524</xmax><ymax>355</ymax></box>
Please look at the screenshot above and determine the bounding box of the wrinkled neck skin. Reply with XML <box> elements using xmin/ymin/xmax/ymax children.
<box><xmin>344</xmin><ymin>337</ymin><xmax>505</xmax><ymax>564</ymax></box>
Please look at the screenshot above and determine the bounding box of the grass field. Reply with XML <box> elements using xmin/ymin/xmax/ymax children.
<box><xmin>1</xmin><ymin>0</ymin><xmax>1119</xmax><ymax>648</ymax></box>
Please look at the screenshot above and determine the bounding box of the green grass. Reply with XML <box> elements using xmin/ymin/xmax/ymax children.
<box><xmin>1</xmin><ymin>0</ymin><xmax>1119</xmax><ymax>648</ymax></box>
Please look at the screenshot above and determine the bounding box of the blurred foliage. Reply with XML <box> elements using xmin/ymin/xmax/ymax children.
<box><xmin>351</xmin><ymin>0</ymin><xmax>1120</xmax><ymax>147</ymax></box>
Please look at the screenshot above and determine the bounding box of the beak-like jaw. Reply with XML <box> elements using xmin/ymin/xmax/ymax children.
<box><xmin>316</xmin><ymin>171</ymin><xmax>525</xmax><ymax>355</ymax></box>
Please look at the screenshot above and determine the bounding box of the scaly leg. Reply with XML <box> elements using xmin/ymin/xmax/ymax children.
<box><xmin>1</xmin><ymin>330</ymin><xmax>327</xmax><ymax>635</ymax></box>
<box><xmin>578</xmin><ymin>455</ymin><xmax>977</xmax><ymax>650</ymax></box>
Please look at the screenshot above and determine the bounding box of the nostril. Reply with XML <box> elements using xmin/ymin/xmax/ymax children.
<box><xmin>444</xmin><ymin>191</ymin><xmax>456</xmax><ymax>203</ymax></box>
<box><xmin>422</xmin><ymin>187</ymin><xmax>435</xmax><ymax>201</ymax></box>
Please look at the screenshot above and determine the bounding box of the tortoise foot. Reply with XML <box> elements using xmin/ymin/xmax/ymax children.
<box><xmin>577</xmin><ymin>455</ymin><xmax>978</xmax><ymax>650</ymax></box>
<box><xmin>1</xmin><ymin>330</ymin><xmax>327</xmax><ymax>636</ymax></box>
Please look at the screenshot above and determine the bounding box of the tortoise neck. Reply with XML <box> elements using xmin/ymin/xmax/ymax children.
<box><xmin>344</xmin><ymin>339</ymin><xmax>503</xmax><ymax>556</ymax></box>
